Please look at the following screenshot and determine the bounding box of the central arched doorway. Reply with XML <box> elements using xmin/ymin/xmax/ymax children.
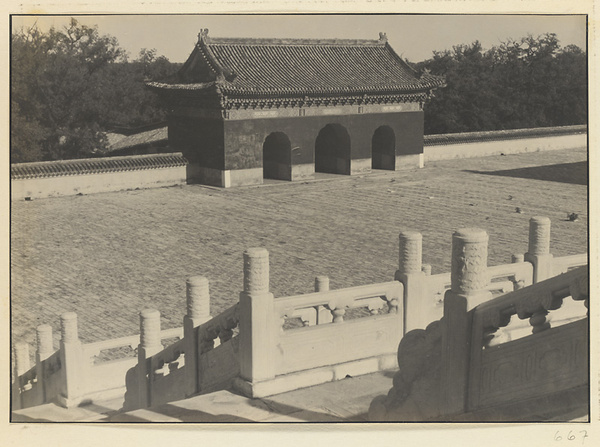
<box><xmin>263</xmin><ymin>132</ymin><xmax>292</xmax><ymax>180</ymax></box>
<box><xmin>372</xmin><ymin>126</ymin><xmax>396</xmax><ymax>170</ymax></box>
<box><xmin>314</xmin><ymin>124</ymin><xmax>351</xmax><ymax>175</ymax></box>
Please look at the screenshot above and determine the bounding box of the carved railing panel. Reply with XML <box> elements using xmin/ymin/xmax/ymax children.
<box><xmin>17</xmin><ymin>366</ymin><xmax>43</xmax><ymax>408</ymax></box>
<box><xmin>82</xmin><ymin>327</ymin><xmax>183</xmax><ymax>364</ymax></box>
<box><xmin>468</xmin><ymin>266</ymin><xmax>589</xmax><ymax>412</ymax></box>
<box><xmin>16</xmin><ymin>350</ymin><xmax>63</xmax><ymax>409</ymax></box>
<box><xmin>274</xmin><ymin>281</ymin><xmax>402</xmax><ymax>332</ymax></box>
<box><xmin>196</xmin><ymin>303</ymin><xmax>239</xmax><ymax>356</ymax></box>
<box><xmin>274</xmin><ymin>282</ymin><xmax>403</xmax><ymax>376</ymax></box>
<box><xmin>553</xmin><ymin>253</ymin><xmax>588</xmax><ymax>276</ymax></box>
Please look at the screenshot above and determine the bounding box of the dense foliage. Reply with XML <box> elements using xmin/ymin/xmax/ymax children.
<box><xmin>11</xmin><ymin>19</ymin><xmax>179</xmax><ymax>162</ymax></box>
<box><xmin>416</xmin><ymin>34</ymin><xmax>587</xmax><ymax>135</ymax></box>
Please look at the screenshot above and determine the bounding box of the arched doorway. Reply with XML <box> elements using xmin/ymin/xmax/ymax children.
<box><xmin>314</xmin><ymin>124</ymin><xmax>351</xmax><ymax>175</ymax></box>
<box><xmin>263</xmin><ymin>132</ymin><xmax>292</xmax><ymax>180</ymax></box>
<box><xmin>372</xmin><ymin>126</ymin><xmax>396</xmax><ymax>170</ymax></box>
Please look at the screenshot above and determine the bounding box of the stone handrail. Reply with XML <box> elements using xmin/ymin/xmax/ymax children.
<box><xmin>151</xmin><ymin>338</ymin><xmax>186</xmax><ymax>378</ymax></box>
<box><xmin>82</xmin><ymin>327</ymin><xmax>183</xmax><ymax>360</ymax></box>
<box><xmin>196</xmin><ymin>302</ymin><xmax>239</xmax><ymax>354</ymax></box>
<box><xmin>13</xmin><ymin>215</ymin><xmax>588</xmax><ymax>415</ymax></box>
<box><xmin>466</xmin><ymin>266</ymin><xmax>588</xmax><ymax>416</ymax></box>
<box><xmin>12</xmin><ymin>313</ymin><xmax>185</xmax><ymax>411</ymax></box>
<box><xmin>226</xmin><ymin>247</ymin><xmax>407</xmax><ymax>398</ymax></box>
<box><xmin>553</xmin><ymin>253</ymin><xmax>588</xmax><ymax>275</ymax></box>
<box><xmin>397</xmin><ymin>216</ymin><xmax>579</xmax><ymax>332</ymax></box>
<box><xmin>13</xmin><ymin>350</ymin><xmax>62</xmax><ymax>410</ymax></box>
<box><xmin>425</xmin><ymin>261</ymin><xmax>534</xmax><ymax>306</ymax></box>
<box><xmin>369</xmin><ymin>226</ymin><xmax>588</xmax><ymax>422</ymax></box>
<box><xmin>275</xmin><ymin>281</ymin><xmax>402</xmax><ymax>326</ymax></box>
<box><xmin>472</xmin><ymin>266</ymin><xmax>587</xmax><ymax>341</ymax></box>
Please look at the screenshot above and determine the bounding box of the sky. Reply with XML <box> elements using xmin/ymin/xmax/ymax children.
<box><xmin>11</xmin><ymin>14</ymin><xmax>587</xmax><ymax>63</ymax></box>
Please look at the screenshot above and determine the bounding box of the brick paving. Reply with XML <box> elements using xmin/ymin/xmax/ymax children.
<box><xmin>11</xmin><ymin>148</ymin><xmax>588</xmax><ymax>352</ymax></box>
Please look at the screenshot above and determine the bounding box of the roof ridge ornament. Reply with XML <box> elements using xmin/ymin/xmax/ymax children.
<box><xmin>379</xmin><ymin>32</ymin><xmax>388</xmax><ymax>43</ymax></box>
<box><xmin>198</xmin><ymin>28</ymin><xmax>210</xmax><ymax>44</ymax></box>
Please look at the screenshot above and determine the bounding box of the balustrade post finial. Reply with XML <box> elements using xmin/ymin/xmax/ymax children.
<box><xmin>243</xmin><ymin>248</ymin><xmax>270</xmax><ymax>294</ymax></box>
<box><xmin>36</xmin><ymin>324</ymin><xmax>54</xmax><ymax>361</ymax></box>
<box><xmin>421</xmin><ymin>264</ymin><xmax>432</xmax><ymax>276</ymax></box>
<box><xmin>450</xmin><ymin>228</ymin><xmax>490</xmax><ymax>301</ymax></box>
<box><xmin>396</xmin><ymin>231</ymin><xmax>427</xmax><ymax>333</ymax></box>
<box><xmin>136</xmin><ymin>309</ymin><xmax>163</xmax><ymax>409</ymax></box>
<box><xmin>238</xmin><ymin>248</ymin><xmax>275</xmax><ymax>386</ymax></box>
<box><xmin>525</xmin><ymin>216</ymin><xmax>554</xmax><ymax>283</ymax></box>
<box><xmin>13</xmin><ymin>342</ymin><xmax>31</xmax><ymax>411</ymax></box>
<box><xmin>15</xmin><ymin>342</ymin><xmax>31</xmax><ymax>376</ymax></box>
<box><xmin>60</xmin><ymin>312</ymin><xmax>79</xmax><ymax>344</ymax></box>
<box><xmin>528</xmin><ymin>216</ymin><xmax>551</xmax><ymax>255</ymax></box>
<box><xmin>58</xmin><ymin>312</ymin><xmax>84</xmax><ymax>408</ymax></box>
<box><xmin>184</xmin><ymin>276</ymin><xmax>210</xmax><ymax>397</ymax></box>
<box><xmin>140</xmin><ymin>309</ymin><xmax>162</xmax><ymax>351</ymax></box>
<box><xmin>315</xmin><ymin>276</ymin><xmax>333</xmax><ymax>325</ymax></box>
<box><xmin>512</xmin><ymin>253</ymin><xmax>525</xmax><ymax>263</ymax></box>
<box><xmin>398</xmin><ymin>231</ymin><xmax>422</xmax><ymax>275</ymax></box>
<box><xmin>441</xmin><ymin>228</ymin><xmax>492</xmax><ymax>417</ymax></box>
<box><xmin>186</xmin><ymin>276</ymin><xmax>211</xmax><ymax>323</ymax></box>
<box><xmin>315</xmin><ymin>276</ymin><xmax>330</xmax><ymax>292</ymax></box>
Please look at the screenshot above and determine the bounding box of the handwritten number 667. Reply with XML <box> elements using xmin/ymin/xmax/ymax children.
<box><xmin>554</xmin><ymin>431</ymin><xmax>588</xmax><ymax>444</ymax></box>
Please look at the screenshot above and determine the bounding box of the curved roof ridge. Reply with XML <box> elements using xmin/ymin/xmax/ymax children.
<box><xmin>207</xmin><ymin>37</ymin><xmax>386</xmax><ymax>47</ymax></box>
<box><xmin>150</xmin><ymin>29</ymin><xmax>445</xmax><ymax>99</ymax></box>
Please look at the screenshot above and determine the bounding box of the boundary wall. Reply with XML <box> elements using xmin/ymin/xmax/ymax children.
<box><xmin>10</xmin><ymin>125</ymin><xmax>587</xmax><ymax>198</ymax></box>
<box><xmin>11</xmin><ymin>153</ymin><xmax>187</xmax><ymax>200</ymax></box>
<box><xmin>423</xmin><ymin>125</ymin><xmax>586</xmax><ymax>161</ymax></box>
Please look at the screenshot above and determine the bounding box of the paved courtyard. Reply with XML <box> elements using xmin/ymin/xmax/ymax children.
<box><xmin>11</xmin><ymin>148</ymin><xmax>588</xmax><ymax>351</ymax></box>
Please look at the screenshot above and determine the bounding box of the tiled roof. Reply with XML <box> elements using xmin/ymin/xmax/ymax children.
<box><xmin>107</xmin><ymin>127</ymin><xmax>168</xmax><ymax>152</ymax></box>
<box><xmin>148</xmin><ymin>31</ymin><xmax>445</xmax><ymax>97</ymax></box>
<box><xmin>11</xmin><ymin>153</ymin><xmax>186</xmax><ymax>180</ymax></box>
<box><xmin>424</xmin><ymin>125</ymin><xmax>587</xmax><ymax>146</ymax></box>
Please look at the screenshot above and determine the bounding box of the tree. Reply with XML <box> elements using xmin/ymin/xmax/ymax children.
<box><xmin>101</xmin><ymin>48</ymin><xmax>175</xmax><ymax>129</ymax></box>
<box><xmin>11</xmin><ymin>19</ymin><xmax>179</xmax><ymax>162</ymax></box>
<box><xmin>419</xmin><ymin>34</ymin><xmax>587</xmax><ymax>134</ymax></box>
<box><xmin>417</xmin><ymin>41</ymin><xmax>500</xmax><ymax>134</ymax></box>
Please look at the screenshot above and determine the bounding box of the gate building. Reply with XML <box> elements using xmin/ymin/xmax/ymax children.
<box><xmin>148</xmin><ymin>29</ymin><xmax>445</xmax><ymax>187</ymax></box>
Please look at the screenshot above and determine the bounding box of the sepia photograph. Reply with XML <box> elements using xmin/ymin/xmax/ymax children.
<box><xmin>6</xmin><ymin>4</ymin><xmax>595</xmax><ymax>441</ymax></box>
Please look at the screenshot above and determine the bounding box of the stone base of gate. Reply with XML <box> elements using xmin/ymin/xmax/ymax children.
<box><xmin>291</xmin><ymin>163</ymin><xmax>315</xmax><ymax>181</ymax></box>
<box><xmin>395</xmin><ymin>154</ymin><xmax>423</xmax><ymax>170</ymax></box>
<box><xmin>350</xmin><ymin>158</ymin><xmax>372</xmax><ymax>175</ymax></box>
<box><xmin>232</xmin><ymin>353</ymin><xmax>397</xmax><ymax>398</ymax></box>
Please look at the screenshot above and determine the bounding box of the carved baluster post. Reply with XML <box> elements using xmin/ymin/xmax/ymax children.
<box><xmin>15</xmin><ymin>342</ymin><xmax>31</xmax><ymax>377</ymax></box>
<box><xmin>33</xmin><ymin>324</ymin><xmax>54</xmax><ymax>405</ymax></box>
<box><xmin>441</xmin><ymin>228</ymin><xmax>492</xmax><ymax>417</ymax></box>
<box><xmin>137</xmin><ymin>309</ymin><xmax>162</xmax><ymax>408</ymax></box>
<box><xmin>525</xmin><ymin>216</ymin><xmax>554</xmax><ymax>283</ymax></box>
<box><xmin>238</xmin><ymin>248</ymin><xmax>276</xmax><ymax>392</ymax></box>
<box><xmin>422</xmin><ymin>264</ymin><xmax>432</xmax><ymax>276</ymax></box>
<box><xmin>330</xmin><ymin>305</ymin><xmax>346</xmax><ymax>323</ymax></box>
<box><xmin>58</xmin><ymin>313</ymin><xmax>84</xmax><ymax>408</ymax></box>
<box><xmin>529</xmin><ymin>310</ymin><xmax>551</xmax><ymax>333</ymax></box>
<box><xmin>511</xmin><ymin>254</ymin><xmax>527</xmax><ymax>290</ymax></box>
<box><xmin>184</xmin><ymin>276</ymin><xmax>210</xmax><ymax>397</ymax></box>
<box><xmin>395</xmin><ymin>231</ymin><xmax>428</xmax><ymax>332</ymax></box>
<box><xmin>511</xmin><ymin>254</ymin><xmax>524</xmax><ymax>263</ymax></box>
<box><xmin>12</xmin><ymin>342</ymin><xmax>31</xmax><ymax>410</ymax></box>
<box><xmin>315</xmin><ymin>276</ymin><xmax>332</xmax><ymax>324</ymax></box>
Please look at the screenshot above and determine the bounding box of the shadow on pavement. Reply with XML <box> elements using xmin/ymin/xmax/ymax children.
<box><xmin>465</xmin><ymin>161</ymin><xmax>587</xmax><ymax>185</ymax></box>
<box><xmin>109</xmin><ymin>402</ymin><xmax>256</xmax><ymax>423</ymax></box>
